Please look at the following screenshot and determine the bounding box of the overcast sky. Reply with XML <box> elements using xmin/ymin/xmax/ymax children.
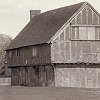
<box><xmin>0</xmin><ymin>0</ymin><xmax>100</xmax><ymax>38</ymax></box>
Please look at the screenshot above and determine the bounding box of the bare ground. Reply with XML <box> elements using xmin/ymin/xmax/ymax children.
<box><xmin>0</xmin><ymin>86</ymin><xmax>100</xmax><ymax>100</ymax></box>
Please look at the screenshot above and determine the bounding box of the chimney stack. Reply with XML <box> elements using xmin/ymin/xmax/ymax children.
<box><xmin>30</xmin><ymin>10</ymin><xmax>41</xmax><ymax>20</ymax></box>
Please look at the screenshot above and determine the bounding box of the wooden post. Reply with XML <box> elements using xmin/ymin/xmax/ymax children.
<box><xmin>51</xmin><ymin>64</ymin><xmax>55</xmax><ymax>86</ymax></box>
<box><xmin>24</xmin><ymin>67</ymin><xmax>28</xmax><ymax>86</ymax></box>
<box><xmin>45</xmin><ymin>65</ymin><xmax>48</xmax><ymax>86</ymax></box>
<box><xmin>18</xmin><ymin>67</ymin><xmax>21</xmax><ymax>86</ymax></box>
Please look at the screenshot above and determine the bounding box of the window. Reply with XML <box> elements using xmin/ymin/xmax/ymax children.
<box><xmin>71</xmin><ymin>27</ymin><xmax>96</xmax><ymax>40</ymax></box>
<box><xmin>16</xmin><ymin>49</ymin><xmax>20</xmax><ymax>56</ymax></box>
<box><xmin>79</xmin><ymin>27</ymin><xmax>87</xmax><ymax>40</ymax></box>
<box><xmin>32</xmin><ymin>47</ymin><xmax>37</xmax><ymax>57</ymax></box>
<box><xmin>79</xmin><ymin>27</ymin><xmax>95</xmax><ymax>40</ymax></box>
<box><xmin>9</xmin><ymin>51</ymin><xmax>14</xmax><ymax>58</ymax></box>
<box><xmin>87</xmin><ymin>27</ymin><xmax>95</xmax><ymax>40</ymax></box>
<box><xmin>9</xmin><ymin>51</ymin><xmax>12</xmax><ymax>58</ymax></box>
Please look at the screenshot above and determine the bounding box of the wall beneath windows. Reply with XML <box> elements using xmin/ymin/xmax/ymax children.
<box><xmin>52</xmin><ymin>41</ymin><xmax>100</xmax><ymax>63</ymax></box>
<box><xmin>6</xmin><ymin>43</ymin><xmax>51</xmax><ymax>67</ymax></box>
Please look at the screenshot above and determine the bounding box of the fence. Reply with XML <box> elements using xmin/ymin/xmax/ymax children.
<box><xmin>0</xmin><ymin>78</ymin><xmax>11</xmax><ymax>85</ymax></box>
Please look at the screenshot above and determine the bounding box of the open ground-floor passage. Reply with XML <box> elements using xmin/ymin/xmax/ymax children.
<box><xmin>11</xmin><ymin>65</ymin><xmax>55</xmax><ymax>86</ymax></box>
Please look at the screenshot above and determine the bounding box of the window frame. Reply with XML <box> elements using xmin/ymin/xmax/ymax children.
<box><xmin>16</xmin><ymin>49</ymin><xmax>20</xmax><ymax>56</ymax></box>
<box><xmin>9</xmin><ymin>50</ymin><xmax>14</xmax><ymax>58</ymax></box>
<box><xmin>32</xmin><ymin>47</ymin><xmax>37</xmax><ymax>57</ymax></box>
<box><xmin>9</xmin><ymin>51</ymin><xmax>12</xmax><ymax>58</ymax></box>
<box><xmin>71</xmin><ymin>26</ymin><xmax>99</xmax><ymax>40</ymax></box>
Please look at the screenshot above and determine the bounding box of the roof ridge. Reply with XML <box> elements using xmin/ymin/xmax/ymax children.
<box><xmin>37</xmin><ymin>2</ymin><xmax>86</xmax><ymax>16</ymax></box>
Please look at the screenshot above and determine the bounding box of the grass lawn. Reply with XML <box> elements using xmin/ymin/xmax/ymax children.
<box><xmin>0</xmin><ymin>86</ymin><xmax>100</xmax><ymax>100</ymax></box>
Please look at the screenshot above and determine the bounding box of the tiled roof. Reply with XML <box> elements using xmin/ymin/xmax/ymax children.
<box><xmin>7</xmin><ymin>2</ymin><xmax>85</xmax><ymax>50</ymax></box>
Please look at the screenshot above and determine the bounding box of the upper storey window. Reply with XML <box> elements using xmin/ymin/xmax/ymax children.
<box><xmin>79</xmin><ymin>27</ymin><xmax>95</xmax><ymax>40</ymax></box>
<box><xmin>9</xmin><ymin>51</ymin><xmax>12</xmax><ymax>58</ymax></box>
<box><xmin>16</xmin><ymin>49</ymin><xmax>20</xmax><ymax>56</ymax></box>
<box><xmin>32</xmin><ymin>47</ymin><xmax>37</xmax><ymax>57</ymax></box>
<box><xmin>71</xmin><ymin>26</ymin><xmax>99</xmax><ymax>40</ymax></box>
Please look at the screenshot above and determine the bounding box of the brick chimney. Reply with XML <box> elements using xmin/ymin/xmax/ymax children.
<box><xmin>30</xmin><ymin>10</ymin><xmax>41</xmax><ymax>20</ymax></box>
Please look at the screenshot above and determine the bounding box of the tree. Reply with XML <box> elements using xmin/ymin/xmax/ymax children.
<box><xmin>0</xmin><ymin>34</ymin><xmax>12</xmax><ymax>69</ymax></box>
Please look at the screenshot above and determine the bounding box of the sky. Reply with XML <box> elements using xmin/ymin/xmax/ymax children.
<box><xmin>0</xmin><ymin>0</ymin><xmax>100</xmax><ymax>38</ymax></box>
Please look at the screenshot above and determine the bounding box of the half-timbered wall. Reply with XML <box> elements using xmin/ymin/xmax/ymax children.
<box><xmin>6</xmin><ymin>44</ymin><xmax>51</xmax><ymax>66</ymax></box>
<box><xmin>51</xmin><ymin>5</ymin><xmax>100</xmax><ymax>63</ymax></box>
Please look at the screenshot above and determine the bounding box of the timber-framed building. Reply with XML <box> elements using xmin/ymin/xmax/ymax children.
<box><xmin>5</xmin><ymin>2</ymin><xmax>100</xmax><ymax>88</ymax></box>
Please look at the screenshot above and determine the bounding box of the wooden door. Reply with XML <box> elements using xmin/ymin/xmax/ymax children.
<box><xmin>45</xmin><ymin>66</ymin><xmax>54</xmax><ymax>86</ymax></box>
<box><xmin>19</xmin><ymin>67</ymin><xmax>26</xmax><ymax>86</ymax></box>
